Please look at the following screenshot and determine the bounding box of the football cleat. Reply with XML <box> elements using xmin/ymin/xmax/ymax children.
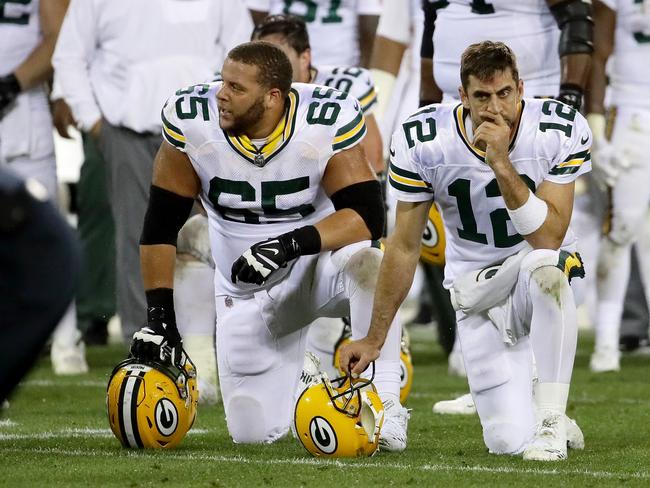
<box><xmin>566</xmin><ymin>416</ymin><xmax>584</xmax><ymax>450</ymax></box>
<box><xmin>294</xmin><ymin>367</ymin><xmax>384</xmax><ymax>458</ymax></box>
<box><xmin>523</xmin><ymin>413</ymin><xmax>567</xmax><ymax>461</ymax></box>
<box><xmin>379</xmin><ymin>399</ymin><xmax>410</xmax><ymax>452</ymax></box>
<box><xmin>432</xmin><ymin>392</ymin><xmax>476</xmax><ymax>415</ymax></box>
<box><xmin>51</xmin><ymin>334</ymin><xmax>89</xmax><ymax>376</ymax></box>
<box><xmin>590</xmin><ymin>347</ymin><xmax>621</xmax><ymax>373</ymax></box>
<box><xmin>106</xmin><ymin>353</ymin><xmax>198</xmax><ymax>449</ymax></box>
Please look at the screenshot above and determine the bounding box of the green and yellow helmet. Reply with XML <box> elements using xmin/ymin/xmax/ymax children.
<box><xmin>421</xmin><ymin>204</ymin><xmax>446</xmax><ymax>266</ymax></box>
<box><xmin>106</xmin><ymin>354</ymin><xmax>198</xmax><ymax>449</ymax></box>
<box><xmin>294</xmin><ymin>369</ymin><xmax>384</xmax><ymax>458</ymax></box>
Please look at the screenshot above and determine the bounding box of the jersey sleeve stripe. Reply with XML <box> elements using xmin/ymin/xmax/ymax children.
<box><xmin>388</xmin><ymin>170</ymin><xmax>429</xmax><ymax>189</ymax></box>
<box><xmin>558</xmin><ymin>151</ymin><xmax>591</xmax><ymax>168</ymax></box>
<box><xmin>549</xmin><ymin>165</ymin><xmax>581</xmax><ymax>175</ymax></box>
<box><xmin>161</xmin><ymin>109</ymin><xmax>186</xmax><ymax>143</ymax></box>
<box><xmin>389</xmin><ymin>161</ymin><xmax>424</xmax><ymax>181</ymax></box>
<box><xmin>162</xmin><ymin>128</ymin><xmax>186</xmax><ymax>150</ymax></box>
<box><xmin>563</xmin><ymin>149</ymin><xmax>590</xmax><ymax>163</ymax></box>
<box><xmin>332</xmin><ymin>122</ymin><xmax>367</xmax><ymax>151</ymax></box>
<box><xmin>389</xmin><ymin>174</ymin><xmax>433</xmax><ymax>193</ymax></box>
<box><xmin>357</xmin><ymin>86</ymin><xmax>378</xmax><ymax>112</ymax></box>
<box><xmin>335</xmin><ymin>111</ymin><xmax>364</xmax><ymax>139</ymax></box>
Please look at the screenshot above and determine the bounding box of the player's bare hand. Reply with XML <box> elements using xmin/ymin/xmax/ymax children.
<box><xmin>338</xmin><ymin>337</ymin><xmax>381</xmax><ymax>378</ymax></box>
<box><xmin>51</xmin><ymin>99</ymin><xmax>77</xmax><ymax>139</ymax></box>
<box><xmin>474</xmin><ymin>111</ymin><xmax>510</xmax><ymax>166</ymax></box>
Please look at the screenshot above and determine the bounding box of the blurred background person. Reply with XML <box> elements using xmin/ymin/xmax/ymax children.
<box><xmin>247</xmin><ymin>0</ymin><xmax>381</xmax><ymax>67</ymax></box>
<box><xmin>0</xmin><ymin>0</ymin><xmax>88</xmax><ymax>375</ymax></box>
<box><xmin>585</xmin><ymin>0</ymin><xmax>650</xmax><ymax>372</ymax></box>
<box><xmin>0</xmin><ymin>166</ymin><xmax>80</xmax><ymax>403</ymax></box>
<box><xmin>52</xmin><ymin>0</ymin><xmax>254</xmax><ymax>348</ymax></box>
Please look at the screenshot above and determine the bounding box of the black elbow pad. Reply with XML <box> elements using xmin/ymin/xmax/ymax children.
<box><xmin>551</xmin><ymin>0</ymin><xmax>594</xmax><ymax>56</ymax></box>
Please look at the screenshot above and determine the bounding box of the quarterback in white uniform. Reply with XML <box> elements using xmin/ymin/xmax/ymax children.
<box><xmin>130</xmin><ymin>41</ymin><xmax>408</xmax><ymax>450</ymax></box>
<box><xmin>587</xmin><ymin>0</ymin><xmax>650</xmax><ymax>372</ymax></box>
<box><xmin>247</xmin><ymin>0</ymin><xmax>381</xmax><ymax>67</ymax></box>
<box><xmin>340</xmin><ymin>41</ymin><xmax>590</xmax><ymax>461</ymax></box>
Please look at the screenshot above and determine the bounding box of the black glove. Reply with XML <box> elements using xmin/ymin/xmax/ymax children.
<box><xmin>556</xmin><ymin>83</ymin><xmax>583</xmax><ymax>111</ymax></box>
<box><xmin>0</xmin><ymin>73</ymin><xmax>21</xmax><ymax>116</ymax></box>
<box><xmin>130</xmin><ymin>306</ymin><xmax>183</xmax><ymax>365</ymax></box>
<box><xmin>231</xmin><ymin>234</ymin><xmax>300</xmax><ymax>285</ymax></box>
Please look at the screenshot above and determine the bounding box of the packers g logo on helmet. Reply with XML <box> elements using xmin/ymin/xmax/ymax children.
<box><xmin>421</xmin><ymin>205</ymin><xmax>445</xmax><ymax>266</ymax></box>
<box><xmin>106</xmin><ymin>354</ymin><xmax>198</xmax><ymax>449</ymax></box>
<box><xmin>294</xmin><ymin>370</ymin><xmax>384</xmax><ymax>458</ymax></box>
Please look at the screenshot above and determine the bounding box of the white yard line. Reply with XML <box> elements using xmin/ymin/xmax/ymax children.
<box><xmin>0</xmin><ymin>445</ymin><xmax>647</xmax><ymax>480</ymax></box>
<box><xmin>20</xmin><ymin>379</ymin><xmax>106</xmax><ymax>387</ymax></box>
<box><xmin>0</xmin><ymin>428</ymin><xmax>209</xmax><ymax>440</ymax></box>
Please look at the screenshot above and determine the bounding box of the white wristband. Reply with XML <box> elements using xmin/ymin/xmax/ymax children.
<box><xmin>507</xmin><ymin>189</ymin><xmax>548</xmax><ymax>236</ymax></box>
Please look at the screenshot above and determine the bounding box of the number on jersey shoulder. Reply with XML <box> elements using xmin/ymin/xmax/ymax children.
<box><xmin>538</xmin><ymin>100</ymin><xmax>576</xmax><ymax>137</ymax></box>
<box><xmin>174</xmin><ymin>84</ymin><xmax>211</xmax><ymax>121</ymax></box>
<box><xmin>402</xmin><ymin>106</ymin><xmax>438</xmax><ymax>149</ymax></box>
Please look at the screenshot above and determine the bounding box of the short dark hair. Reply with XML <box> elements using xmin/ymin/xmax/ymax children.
<box><xmin>251</xmin><ymin>14</ymin><xmax>310</xmax><ymax>54</ymax></box>
<box><xmin>460</xmin><ymin>41</ymin><xmax>520</xmax><ymax>90</ymax></box>
<box><xmin>227</xmin><ymin>41</ymin><xmax>293</xmax><ymax>96</ymax></box>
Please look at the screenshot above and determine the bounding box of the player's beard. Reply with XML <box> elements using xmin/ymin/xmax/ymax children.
<box><xmin>227</xmin><ymin>96</ymin><xmax>266</xmax><ymax>136</ymax></box>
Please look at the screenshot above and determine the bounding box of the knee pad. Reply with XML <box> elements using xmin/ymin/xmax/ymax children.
<box><xmin>226</xmin><ymin>395</ymin><xmax>286</xmax><ymax>444</ymax></box>
<box><xmin>177</xmin><ymin>214</ymin><xmax>214</xmax><ymax>267</ymax></box>
<box><xmin>483</xmin><ymin>420</ymin><xmax>531</xmax><ymax>455</ymax></box>
<box><xmin>342</xmin><ymin>246</ymin><xmax>383</xmax><ymax>293</ymax></box>
<box><xmin>608</xmin><ymin>208</ymin><xmax>644</xmax><ymax>246</ymax></box>
<box><xmin>520</xmin><ymin>249</ymin><xmax>572</xmax><ymax>294</ymax></box>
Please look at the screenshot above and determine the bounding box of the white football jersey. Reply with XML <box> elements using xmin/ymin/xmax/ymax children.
<box><xmin>258</xmin><ymin>0</ymin><xmax>382</xmax><ymax>66</ymax></box>
<box><xmin>312</xmin><ymin>65</ymin><xmax>377</xmax><ymax>114</ymax></box>
<box><xmin>607</xmin><ymin>0</ymin><xmax>650</xmax><ymax>108</ymax></box>
<box><xmin>389</xmin><ymin>98</ymin><xmax>592</xmax><ymax>287</ymax></box>
<box><xmin>161</xmin><ymin>81</ymin><xmax>367</xmax><ymax>296</ymax></box>
<box><xmin>0</xmin><ymin>0</ymin><xmax>40</xmax><ymax>74</ymax></box>
<box><xmin>430</xmin><ymin>0</ymin><xmax>561</xmax><ymax>98</ymax></box>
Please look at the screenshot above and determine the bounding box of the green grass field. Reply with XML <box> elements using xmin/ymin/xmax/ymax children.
<box><xmin>2</xmin><ymin>328</ymin><xmax>650</xmax><ymax>487</ymax></box>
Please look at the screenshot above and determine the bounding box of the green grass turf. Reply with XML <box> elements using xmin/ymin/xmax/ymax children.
<box><xmin>1</xmin><ymin>328</ymin><xmax>650</xmax><ymax>487</ymax></box>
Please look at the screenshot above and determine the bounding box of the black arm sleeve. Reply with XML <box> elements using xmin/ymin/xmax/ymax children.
<box><xmin>331</xmin><ymin>180</ymin><xmax>385</xmax><ymax>241</ymax></box>
<box><xmin>140</xmin><ymin>185</ymin><xmax>194</xmax><ymax>246</ymax></box>
<box><xmin>550</xmin><ymin>0</ymin><xmax>594</xmax><ymax>56</ymax></box>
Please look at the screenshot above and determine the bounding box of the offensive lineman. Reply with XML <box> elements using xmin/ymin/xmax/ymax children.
<box><xmin>129</xmin><ymin>42</ymin><xmax>408</xmax><ymax>450</ymax></box>
<box><xmin>340</xmin><ymin>41</ymin><xmax>590</xmax><ymax>461</ymax></box>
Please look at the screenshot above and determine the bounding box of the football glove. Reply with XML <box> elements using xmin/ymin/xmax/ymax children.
<box><xmin>231</xmin><ymin>234</ymin><xmax>300</xmax><ymax>285</ymax></box>
<box><xmin>0</xmin><ymin>73</ymin><xmax>21</xmax><ymax>117</ymax></box>
<box><xmin>130</xmin><ymin>306</ymin><xmax>183</xmax><ymax>365</ymax></box>
<box><xmin>556</xmin><ymin>84</ymin><xmax>583</xmax><ymax>111</ymax></box>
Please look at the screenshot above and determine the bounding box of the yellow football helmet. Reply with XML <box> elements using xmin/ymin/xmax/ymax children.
<box><xmin>294</xmin><ymin>371</ymin><xmax>384</xmax><ymax>458</ymax></box>
<box><xmin>421</xmin><ymin>205</ymin><xmax>446</xmax><ymax>266</ymax></box>
<box><xmin>399</xmin><ymin>350</ymin><xmax>413</xmax><ymax>405</ymax></box>
<box><xmin>106</xmin><ymin>354</ymin><xmax>198</xmax><ymax>449</ymax></box>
